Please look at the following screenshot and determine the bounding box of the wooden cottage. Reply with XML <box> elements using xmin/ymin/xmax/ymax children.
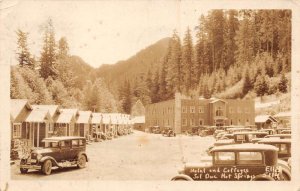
<box><xmin>55</xmin><ymin>109</ymin><xmax>78</xmax><ymax>136</ymax></box>
<box><xmin>76</xmin><ymin>111</ymin><xmax>92</xmax><ymax>137</ymax></box>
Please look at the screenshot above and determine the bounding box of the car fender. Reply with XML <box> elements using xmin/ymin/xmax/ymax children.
<box><xmin>171</xmin><ymin>174</ymin><xmax>194</xmax><ymax>181</ymax></box>
<box><xmin>40</xmin><ymin>156</ymin><xmax>59</xmax><ymax>167</ymax></box>
<box><xmin>252</xmin><ymin>174</ymin><xmax>275</xmax><ymax>181</ymax></box>
<box><xmin>77</xmin><ymin>151</ymin><xmax>88</xmax><ymax>162</ymax></box>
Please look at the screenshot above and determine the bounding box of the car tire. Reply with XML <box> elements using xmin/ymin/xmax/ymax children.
<box><xmin>20</xmin><ymin>159</ymin><xmax>28</xmax><ymax>174</ymax></box>
<box><xmin>281</xmin><ymin>171</ymin><xmax>291</xmax><ymax>181</ymax></box>
<box><xmin>77</xmin><ymin>154</ymin><xmax>87</xmax><ymax>168</ymax></box>
<box><xmin>42</xmin><ymin>159</ymin><xmax>52</xmax><ymax>175</ymax></box>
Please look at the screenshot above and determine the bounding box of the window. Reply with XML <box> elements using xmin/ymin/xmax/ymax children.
<box><xmin>182</xmin><ymin>106</ymin><xmax>187</xmax><ymax>113</ymax></box>
<box><xmin>216</xmin><ymin>106</ymin><xmax>224</xmax><ymax>117</ymax></box>
<box><xmin>190</xmin><ymin>106</ymin><xmax>195</xmax><ymax>113</ymax></box>
<box><xmin>214</xmin><ymin>152</ymin><xmax>235</xmax><ymax>165</ymax></box>
<box><xmin>72</xmin><ymin>140</ymin><xmax>79</xmax><ymax>146</ymax></box>
<box><xmin>48</xmin><ymin>124</ymin><xmax>54</xmax><ymax>132</ymax></box>
<box><xmin>60</xmin><ymin>140</ymin><xmax>71</xmax><ymax>148</ymax></box>
<box><xmin>182</xmin><ymin>118</ymin><xmax>187</xmax><ymax>126</ymax></box>
<box><xmin>237</xmin><ymin>152</ymin><xmax>263</xmax><ymax>165</ymax></box>
<box><xmin>13</xmin><ymin>124</ymin><xmax>21</xmax><ymax>138</ymax></box>
<box><xmin>236</xmin><ymin>134</ymin><xmax>246</xmax><ymax>142</ymax></box>
<box><xmin>278</xmin><ymin>144</ymin><xmax>289</xmax><ymax>154</ymax></box>
<box><xmin>79</xmin><ymin>139</ymin><xmax>84</xmax><ymax>146</ymax></box>
<box><xmin>199</xmin><ymin>106</ymin><xmax>204</xmax><ymax>113</ymax></box>
<box><xmin>230</xmin><ymin>119</ymin><xmax>233</xmax><ymax>125</ymax></box>
<box><xmin>190</xmin><ymin>118</ymin><xmax>195</xmax><ymax>126</ymax></box>
<box><xmin>199</xmin><ymin>119</ymin><xmax>203</xmax><ymax>125</ymax></box>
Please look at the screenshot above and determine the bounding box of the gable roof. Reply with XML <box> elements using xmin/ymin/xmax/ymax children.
<box><xmin>60</xmin><ymin>108</ymin><xmax>79</xmax><ymax>116</ymax></box>
<box><xmin>76</xmin><ymin>111</ymin><xmax>92</xmax><ymax>124</ymax></box>
<box><xmin>25</xmin><ymin>109</ymin><xmax>52</xmax><ymax>123</ymax></box>
<box><xmin>10</xmin><ymin>99</ymin><xmax>32</xmax><ymax>122</ymax></box>
<box><xmin>255</xmin><ymin>115</ymin><xmax>278</xmax><ymax>123</ymax></box>
<box><xmin>209</xmin><ymin>99</ymin><xmax>227</xmax><ymax>104</ymax></box>
<box><xmin>32</xmin><ymin>105</ymin><xmax>60</xmax><ymax>117</ymax></box>
<box><xmin>56</xmin><ymin>112</ymin><xmax>74</xmax><ymax>123</ymax></box>
<box><xmin>91</xmin><ymin>113</ymin><xmax>102</xmax><ymax>124</ymax></box>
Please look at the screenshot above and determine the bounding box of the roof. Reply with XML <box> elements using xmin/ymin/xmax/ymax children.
<box><xmin>255</xmin><ymin>115</ymin><xmax>277</xmax><ymax>123</ymax></box>
<box><xmin>209</xmin><ymin>99</ymin><xmax>227</xmax><ymax>104</ymax></box>
<box><xmin>42</xmin><ymin>136</ymin><xmax>85</xmax><ymax>142</ymax></box>
<box><xmin>102</xmin><ymin>114</ymin><xmax>111</xmax><ymax>124</ymax></box>
<box><xmin>233</xmin><ymin>131</ymin><xmax>268</xmax><ymax>135</ymax></box>
<box><xmin>10</xmin><ymin>99</ymin><xmax>32</xmax><ymax>122</ymax></box>
<box><xmin>258</xmin><ymin>138</ymin><xmax>291</xmax><ymax>144</ymax></box>
<box><xmin>91</xmin><ymin>113</ymin><xmax>102</xmax><ymax>124</ymax></box>
<box><xmin>25</xmin><ymin>109</ymin><xmax>52</xmax><ymax>123</ymax></box>
<box><xmin>32</xmin><ymin>105</ymin><xmax>60</xmax><ymax>117</ymax></box>
<box><xmin>76</xmin><ymin>111</ymin><xmax>92</xmax><ymax>124</ymax></box>
<box><xmin>210</xmin><ymin>143</ymin><xmax>278</xmax><ymax>152</ymax></box>
<box><xmin>273</xmin><ymin>111</ymin><xmax>291</xmax><ymax>118</ymax></box>
<box><xmin>132</xmin><ymin>116</ymin><xmax>145</xmax><ymax>124</ymax></box>
<box><xmin>56</xmin><ymin>112</ymin><xmax>74</xmax><ymax>123</ymax></box>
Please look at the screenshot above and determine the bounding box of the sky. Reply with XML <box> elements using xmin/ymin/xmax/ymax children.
<box><xmin>0</xmin><ymin>0</ymin><xmax>210</xmax><ymax>68</ymax></box>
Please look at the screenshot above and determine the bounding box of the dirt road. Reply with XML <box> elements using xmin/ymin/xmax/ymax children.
<box><xmin>11</xmin><ymin>131</ymin><xmax>215</xmax><ymax>180</ymax></box>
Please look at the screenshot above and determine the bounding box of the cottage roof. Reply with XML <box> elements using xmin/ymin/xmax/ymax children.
<box><xmin>32</xmin><ymin>105</ymin><xmax>60</xmax><ymax>117</ymax></box>
<box><xmin>273</xmin><ymin>111</ymin><xmax>291</xmax><ymax>118</ymax></box>
<box><xmin>60</xmin><ymin>108</ymin><xmax>79</xmax><ymax>116</ymax></box>
<box><xmin>255</xmin><ymin>115</ymin><xmax>277</xmax><ymax>123</ymax></box>
<box><xmin>132</xmin><ymin>116</ymin><xmax>145</xmax><ymax>124</ymax></box>
<box><xmin>209</xmin><ymin>99</ymin><xmax>227</xmax><ymax>104</ymax></box>
<box><xmin>102</xmin><ymin>114</ymin><xmax>111</xmax><ymax>124</ymax></box>
<box><xmin>76</xmin><ymin>111</ymin><xmax>92</xmax><ymax>124</ymax></box>
<box><xmin>91</xmin><ymin>113</ymin><xmax>102</xmax><ymax>124</ymax></box>
<box><xmin>56</xmin><ymin>112</ymin><xmax>74</xmax><ymax>123</ymax></box>
<box><xmin>25</xmin><ymin>109</ymin><xmax>52</xmax><ymax>123</ymax></box>
<box><xmin>10</xmin><ymin>99</ymin><xmax>32</xmax><ymax>122</ymax></box>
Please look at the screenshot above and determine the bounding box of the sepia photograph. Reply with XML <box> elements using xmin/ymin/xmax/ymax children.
<box><xmin>1</xmin><ymin>0</ymin><xmax>300</xmax><ymax>190</ymax></box>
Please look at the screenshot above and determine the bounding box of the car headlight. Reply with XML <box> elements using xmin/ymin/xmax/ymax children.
<box><xmin>37</xmin><ymin>154</ymin><xmax>42</xmax><ymax>161</ymax></box>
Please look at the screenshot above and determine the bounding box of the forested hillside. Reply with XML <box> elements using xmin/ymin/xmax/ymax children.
<box><xmin>11</xmin><ymin>10</ymin><xmax>291</xmax><ymax>114</ymax></box>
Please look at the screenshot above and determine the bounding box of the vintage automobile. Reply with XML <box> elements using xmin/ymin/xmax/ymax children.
<box><xmin>162</xmin><ymin>128</ymin><xmax>176</xmax><ymax>137</ymax></box>
<box><xmin>258</xmin><ymin>138</ymin><xmax>291</xmax><ymax>161</ymax></box>
<box><xmin>276</xmin><ymin>128</ymin><xmax>291</xmax><ymax>134</ymax></box>
<box><xmin>265</xmin><ymin>134</ymin><xmax>291</xmax><ymax>139</ymax></box>
<box><xmin>150</xmin><ymin>126</ymin><xmax>161</xmax><ymax>134</ymax></box>
<box><xmin>226</xmin><ymin>127</ymin><xmax>252</xmax><ymax>134</ymax></box>
<box><xmin>171</xmin><ymin>144</ymin><xmax>291</xmax><ymax>181</ymax></box>
<box><xmin>259</xmin><ymin>128</ymin><xmax>275</xmax><ymax>135</ymax></box>
<box><xmin>19</xmin><ymin>136</ymin><xmax>88</xmax><ymax>175</ymax></box>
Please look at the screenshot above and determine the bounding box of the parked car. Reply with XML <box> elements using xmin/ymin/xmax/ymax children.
<box><xmin>162</xmin><ymin>128</ymin><xmax>176</xmax><ymax>137</ymax></box>
<box><xmin>258</xmin><ymin>138</ymin><xmax>291</xmax><ymax>161</ymax></box>
<box><xmin>19</xmin><ymin>136</ymin><xmax>88</xmax><ymax>175</ymax></box>
<box><xmin>265</xmin><ymin>134</ymin><xmax>291</xmax><ymax>139</ymax></box>
<box><xmin>276</xmin><ymin>128</ymin><xmax>291</xmax><ymax>134</ymax></box>
<box><xmin>259</xmin><ymin>128</ymin><xmax>275</xmax><ymax>135</ymax></box>
<box><xmin>171</xmin><ymin>144</ymin><xmax>291</xmax><ymax>181</ymax></box>
<box><xmin>150</xmin><ymin>126</ymin><xmax>161</xmax><ymax>134</ymax></box>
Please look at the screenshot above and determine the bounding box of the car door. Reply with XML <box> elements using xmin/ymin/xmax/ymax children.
<box><xmin>58</xmin><ymin>140</ymin><xmax>72</xmax><ymax>162</ymax></box>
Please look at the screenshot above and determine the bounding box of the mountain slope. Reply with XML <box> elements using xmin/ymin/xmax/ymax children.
<box><xmin>94</xmin><ymin>37</ymin><xmax>171</xmax><ymax>88</ymax></box>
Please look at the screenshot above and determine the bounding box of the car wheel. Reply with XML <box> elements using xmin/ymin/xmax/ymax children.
<box><xmin>281</xmin><ymin>171</ymin><xmax>290</xmax><ymax>181</ymax></box>
<box><xmin>42</xmin><ymin>160</ymin><xmax>52</xmax><ymax>175</ymax></box>
<box><xmin>77</xmin><ymin>154</ymin><xmax>87</xmax><ymax>168</ymax></box>
<box><xmin>20</xmin><ymin>159</ymin><xmax>28</xmax><ymax>174</ymax></box>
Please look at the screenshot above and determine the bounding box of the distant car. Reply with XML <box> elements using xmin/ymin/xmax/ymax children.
<box><xmin>265</xmin><ymin>134</ymin><xmax>291</xmax><ymax>139</ymax></box>
<box><xmin>276</xmin><ymin>128</ymin><xmax>291</xmax><ymax>134</ymax></box>
<box><xmin>19</xmin><ymin>136</ymin><xmax>88</xmax><ymax>175</ymax></box>
<box><xmin>259</xmin><ymin>128</ymin><xmax>275</xmax><ymax>135</ymax></box>
<box><xmin>162</xmin><ymin>128</ymin><xmax>176</xmax><ymax>137</ymax></box>
<box><xmin>258</xmin><ymin>138</ymin><xmax>291</xmax><ymax>162</ymax></box>
<box><xmin>171</xmin><ymin>144</ymin><xmax>291</xmax><ymax>181</ymax></box>
<box><xmin>150</xmin><ymin>126</ymin><xmax>161</xmax><ymax>134</ymax></box>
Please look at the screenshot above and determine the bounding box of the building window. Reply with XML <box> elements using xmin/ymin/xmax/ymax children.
<box><xmin>190</xmin><ymin>106</ymin><xmax>195</xmax><ymax>113</ymax></box>
<box><xmin>182</xmin><ymin>118</ymin><xmax>187</xmax><ymax>126</ymax></box>
<box><xmin>48</xmin><ymin>124</ymin><xmax>54</xmax><ymax>132</ymax></box>
<box><xmin>216</xmin><ymin>106</ymin><xmax>224</xmax><ymax>117</ymax></box>
<box><xmin>182</xmin><ymin>106</ymin><xmax>187</xmax><ymax>113</ymax></box>
<box><xmin>190</xmin><ymin>118</ymin><xmax>195</xmax><ymax>126</ymax></box>
<box><xmin>199</xmin><ymin>119</ymin><xmax>203</xmax><ymax>125</ymax></box>
<box><xmin>229</xmin><ymin>107</ymin><xmax>234</xmax><ymax>113</ymax></box>
<box><xmin>199</xmin><ymin>106</ymin><xmax>204</xmax><ymax>113</ymax></box>
<box><xmin>13</xmin><ymin>124</ymin><xmax>22</xmax><ymax>138</ymax></box>
<box><xmin>230</xmin><ymin>119</ymin><xmax>233</xmax><ymax>125</ymax></box>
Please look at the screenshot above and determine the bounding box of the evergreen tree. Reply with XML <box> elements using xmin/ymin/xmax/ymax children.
<box><xmin>40</xmin><ymin>18</ymin><xmax>58</xmax><ymax>79</ymax></box>
<box><xmin>58</xmin><ymin>37</ymin><xmax>69</xmax><ymax>58</ymax></box>
<box><xmin>254</xmin><ymin>74</ymin><xmax>269</xmax><ymax>96</ymax></box>
<box><xmin>242</xmin><ymin>68</ymin><xmax>252</xmax><ymax>96</ymax></box>
<box><xmin>182</xmin><ymin>27</ymin><xmax>195</xmax><ymax>92</ymax></box>
<box><xmin>278</xmin><ymin>73</ymin><xmax>288</xmax><ymax>93</ymax></box>
<box><xmin>16</xmin><ymin>29</ymin><xmax>34</xmax><ymax>68</ymax></box>
<box><xmin>119</xmin><ymin>79</ymin><xmax>132</xmax><ymax>114</ymax></box>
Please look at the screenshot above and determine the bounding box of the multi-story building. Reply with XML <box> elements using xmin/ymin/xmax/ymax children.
<box><xmin>145</xmin><ymin>93</ymin><xmax>255</xmax><ymax>134</ymax></box>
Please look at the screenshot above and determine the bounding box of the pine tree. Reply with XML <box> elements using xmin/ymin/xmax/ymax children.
<box><xmin>16</xmin><ymin>29</ymin><xmax>34</xmax><ymax>68</ymax></box>
<box><xmin>278</xmin><ymin>73</ymin><xmax>288</xmax><ymax>93</ymax></box>
<box><xmin>182</xmin><ymin>27</ymin><xmax>195</xmax><ymax>92</ymax></box>
<box><xmin>254</xmin><ymin>74</ymin><xmax>269</xmax><ymax>97</ymax></box>
<box><xmin>242</xmin><ymin>68</ymin><xmax>252</xmax><ymax>96</ymax></box>
<box><xmin>58</xmin><ymin>37</ymin><xmax>69</xmax><ymax>58</ymax></box>
<box><xmin>40</xmin><ymin>18</ymin><xmax>58</xmax><ymax>79</ymax></box>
